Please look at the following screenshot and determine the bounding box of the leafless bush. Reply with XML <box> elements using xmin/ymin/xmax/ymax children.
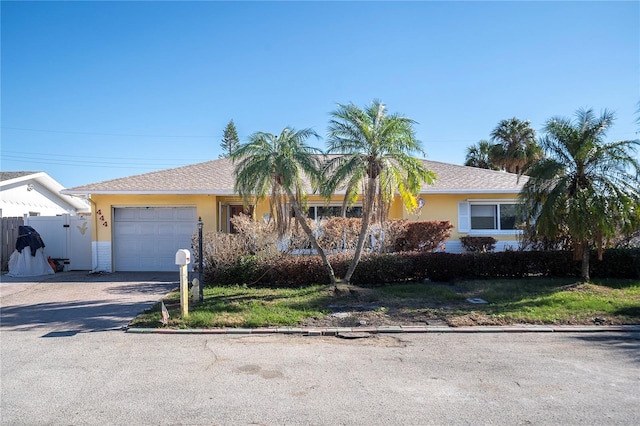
<box><xmin>316</xmin><ymin>217</ymin><xmax>361</xmax><ymax>251</ymax></box>
<box><xmin>191</xmin><ymin>231</ymin><xmax>245</xmax><ymax>272</ymax></box>
<box><xmin>313</xmin><ymin>217</ymin><xmax>408</xmax><ymax>253</ymax></box>
<box><xmin>375</xmin><ymin>219</ymin><xmax>409</xmax><ymax>252</ymax></box>
<box><xmin>230</xmin><ymin>214</ymin><xmax>280</xmax><ymax>257</ymax></box>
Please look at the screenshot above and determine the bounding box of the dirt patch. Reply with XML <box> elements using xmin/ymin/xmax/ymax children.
<box><xmin>445</xmin><ymin>313</ymin><xmax>511</xmax><ymax>327</ymax></box>
<box><xmin>301</xmin><ymin>305</ymin><xmax>632</xmax><ymax>328</ymax></box>
<box><xmin>301</xmin><ymin>305</ymin><xmax>512</xmax><ymax>328</ymax></box>
<box><xmin>561</xmin><ymin>283</ymin><xmax>616</xmax><ymax>295</ymax></box>
<box><xmin>302</xmin><ymin>285</ymin><xmax>463</xmax><ymax>328</ymax></box>
<box><xmin>301</xmin><ymin>283</ymin><xmax>636</xmax><ymax>328</ymax></box>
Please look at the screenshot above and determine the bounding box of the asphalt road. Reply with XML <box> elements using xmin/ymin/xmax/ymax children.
<box><xmin>1</xmin><ymin>272</ymin><xmax>639</xmax><ymax>425</ymax></box>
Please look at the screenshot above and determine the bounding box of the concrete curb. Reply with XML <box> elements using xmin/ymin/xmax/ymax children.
<box><xmin>126</xmin><ymin>324</ymin><xmax>640</xmax><ymax>336</ymax></box>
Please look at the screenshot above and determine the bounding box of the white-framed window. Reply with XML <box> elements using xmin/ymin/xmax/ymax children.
<box><xmin>297</xmin><ymin>205</ymin><xmax>363</xmax><ymax>220</ymax></box>
<box><xmin>458</xmin><ymin>201</ymin><xmax>520</xmax><ymax>233</ymax></box>
<box><xmin>307</xmin><ymin>205</ymin><xmax>362</xmax><ymax>220</ymax></box>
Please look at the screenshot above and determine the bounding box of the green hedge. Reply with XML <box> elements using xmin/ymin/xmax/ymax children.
<box><xmin>207</xmin><ymin>249</ymin><xmax>640</xmax><ymax>287</ymax></box>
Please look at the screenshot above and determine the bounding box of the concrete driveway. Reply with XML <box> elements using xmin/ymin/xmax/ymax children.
<box><xmin>0</xmin><ymin>271</ymin><xmax>178</xmax><ymax>334</ymax></box>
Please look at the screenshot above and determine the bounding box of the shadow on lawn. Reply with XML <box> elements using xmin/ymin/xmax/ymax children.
<box><xmin>191</xmin><ymin>285</ymin><xmax>347</xmax><ymax>313</ymax></box>
<box><xmin>141</xmin><ymin>278</ymin><xmax>640</xmax><ymax>328</ymax></box>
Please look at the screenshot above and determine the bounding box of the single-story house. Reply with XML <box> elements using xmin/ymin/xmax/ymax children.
<box><xmin>62</xmin><ymin>158</ymin><xmax>528</xmax><ymax>272</ymax></box>
<box><xmin>1</xmin><ymin>171</ymin><xmax>90</xmax><ymax>217</ymax></box>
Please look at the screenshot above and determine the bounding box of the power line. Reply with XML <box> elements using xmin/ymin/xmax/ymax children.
<box><xmin>2</xmin><ymin>126</ymin><xmax>636</xmax><ymax>144</ymax></box>
<box><xmin>1</xmin><ymin>150</ymin><xmax>205</xmax><ymax>164</ymax></box>
<box><xmin>1</xmin><ymin>156</ymin><xmax>185</xmax><ymax>169</ymax></box>
<box><xmin>1</xmin><ymin>126</ymin><xmax>215</xmax><ymax>138</ymax></box>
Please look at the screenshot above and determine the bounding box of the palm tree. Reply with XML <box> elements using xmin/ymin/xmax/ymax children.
<box><xmin>520</xmin><ymin>108</ymin><xmax>640</xmax><ymax>281</ymax></box>
<box><xmin>490</xmin><ymin>117</ymin><xmax>541</xmax><ymax>174</ymax></box>
<box><xmin>465</xmin><ymin>140</ymin><xmax>499</xmax><ymax>170</ymax></box>
<box><xmin>325</xmin><ymin>100</ymin><xmax>436</xmax><ymax>283</ymax></box>
<box><xmin>231</xmin><ymin>127</ymin><xmax>338</xmax><ymax>284</ymax></box>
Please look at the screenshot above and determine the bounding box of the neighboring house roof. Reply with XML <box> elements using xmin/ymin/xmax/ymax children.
<box><xmin>1</xmin><ymin>171</ymin><xmax>91</xmax><ymax>213</ymax></box>
<box><xmin>0</xmin><ymin>171</ymin><xmax>40</xmax><ymax>181</ymax></box>
<box><xmin>62</xmin><ymin>157</ymin><xmax>528</xmax><ymax>196</ymax></box>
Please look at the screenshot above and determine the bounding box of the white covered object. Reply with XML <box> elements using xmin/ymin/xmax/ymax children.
<box><xmin>7</xmin><ymin>248</ymin><xmax>55</xmax><ymax>277</ymax></box>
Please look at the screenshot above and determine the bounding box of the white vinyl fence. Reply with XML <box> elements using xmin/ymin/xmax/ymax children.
<box><xmin>25</xmin><ymin>214</ymin><xmax>92</xmax><ymax>271</ymax></box>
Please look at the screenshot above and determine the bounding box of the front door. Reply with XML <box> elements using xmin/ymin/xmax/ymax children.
<box><xmin>219</xmin><ymin>203</ymin><xmax>254</xmax><ymax>233</ymax></box>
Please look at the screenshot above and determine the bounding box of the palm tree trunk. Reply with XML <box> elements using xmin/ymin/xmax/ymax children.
<box><xmin>581</xmin><ymin>240</ymin><xmax>590</xmax><ymax>282</ymax></box>
<box><xmin>285</xmin><ymin>189</ymin><xmax>337</xmax><ymax>285</ymax></box>
<box><xmin>344</xmin><ymin>177</ymin><xmax>376</xmax><ymax>283</ymax></box>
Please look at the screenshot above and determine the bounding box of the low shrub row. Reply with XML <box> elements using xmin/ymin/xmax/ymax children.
<box><xmin>459</xmin><ymin>236</ymin><xmax>497</xmax><ymax>253</ymax></box>
<box><xmin>206</xmin><ymin>248</ymin><xmax>640</xmax><ymax>287</ymax></box>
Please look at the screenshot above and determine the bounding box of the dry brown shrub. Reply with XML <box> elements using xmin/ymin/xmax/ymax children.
<box><xmin>314</xmin><ymin>218</ymin><xmax>410</xmax><ymax>253</ymax></box>
<box><xmin>230</xmin><ymin>214</ymin><xmax>279</xmax><ymax>257</ymax></box>
<box><xmin>317</xmin><ymin>217</ymin><xmax>361</xmax><ymax>251</ymax></box>
<box><xmin>373</xmin><ymin>219</ymin><xmax>409</xmax><ymax>253</ymax></box>
<box><xmin>191</xmin><ymin>231</ymin><xmax>245</xmax><ymax>272</ymax></box>
<box><xmin>396</xmin><ymin>221</ymin><xmax>453</xmax><ymax>252</ymax></box>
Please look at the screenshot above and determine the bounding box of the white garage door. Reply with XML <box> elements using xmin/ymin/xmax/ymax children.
<box><xmin>113</xmin><ymin>207</ymin><xmax>196</xmax><ymax>271</ymax></box>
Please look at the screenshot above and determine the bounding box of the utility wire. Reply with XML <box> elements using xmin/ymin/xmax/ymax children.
<box><xmin>1</xmin><ymin>157</ymin><xmax>186</xmax><ymax>169</ymax></box>
<box><xmin>2</xmin><ymin>126</ymin><xmax>636</xmax><ymax>143</ymax></box>
<box><xmin>1</xmin><ymin>126</ymin><xmax>214</xmax><ymax>138</ymax></box>
<box><xmin>2</xmin><ymin>150</ymin><xmax>205</xmax><ymax>164</ymax></box>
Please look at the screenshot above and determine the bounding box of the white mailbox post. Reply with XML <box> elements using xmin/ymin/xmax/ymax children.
<box><xmin>175</xmin><ymin>249</ymin><xmax>191</xmax><ymax>318</ymax></box>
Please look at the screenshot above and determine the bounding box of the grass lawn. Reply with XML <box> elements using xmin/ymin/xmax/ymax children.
<box><xmin>129</xmin><ymin>277</ymin><xmax>640</xmax><ymax>329</ymax></box>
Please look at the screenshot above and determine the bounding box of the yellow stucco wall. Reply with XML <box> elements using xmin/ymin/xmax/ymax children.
<box><xmin>90</xmin><ymin>194</ymin><xmax>277</xmax><ymax>241</ymax></box>
<box><xmin>90</xmin><ymin>194</ymin><xmax>217</xmax><ymax>242</ymax></box>
<box><xmin>88</xmin><ymin>192</ymin><xmax>520</xmax><ymax>243</ymax></box>
<box><xmin>397</xmin><ymin>193</ymin><xmax>520</xmax><ymax>241</ymax></box>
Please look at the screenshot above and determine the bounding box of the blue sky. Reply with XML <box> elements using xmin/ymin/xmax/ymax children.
<box><xmin>2</xmin><ymin>1</ymin><xmax>638</xmax><ymax>188</ymax></box>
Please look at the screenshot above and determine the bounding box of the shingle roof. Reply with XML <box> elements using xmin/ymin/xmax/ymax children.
<box><xmin>0</xmin><ymin>171</ymin><xmax>41</xmax><ymax>182</ymax></box>
<box><xmin>63</xmin><ymin>159</ymin><xmax>237</xmax><ymax>194</ymax></box>
<box><xmin>62</xmin><ymin>157</ymin><xmax>527</xmax><ymax>195</ymax></box>
<box><xmin>420</xmin><ymin>160</ymin><xmax>528</xmax><ymax>193</ymax></box>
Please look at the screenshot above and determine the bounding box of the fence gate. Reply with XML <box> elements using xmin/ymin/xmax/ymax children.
<box><xmin>1</xmin><ymin>217</ymin><xmax>24</xmax><ymax>271</ymax></box>
<box><xmin>24</xmin><ymin>215</ymin><xmax>92</xmax><ymax>271</ymax></box>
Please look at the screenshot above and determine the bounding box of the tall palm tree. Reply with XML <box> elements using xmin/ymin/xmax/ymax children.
<box><xmin>490</xmin><ymin>117</ymin><xmax>541</xmax><ymax>174</ymax></box>
<box><xmin>465</xmin><ymin>140</ymin><xmax>499</xmax><ymax>170</ymax></box>
<box><xmin>325</xmin><ymin>100</ymin><xmax>436</xmax><ymax>283</ymax></box>
<box><xmin>231</xmin><ymin>127</ymin><xmax>338</xmax><ymax>284</ymax></box>
<box><xmin>520</xmin><ymin>108</ymin><xmax>640</xmax><ymax>281</ymax></box>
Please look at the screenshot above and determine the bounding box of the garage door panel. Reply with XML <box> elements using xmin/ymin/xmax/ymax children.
<box><xmin>138</xmin><ymin>208</ymin><xmax>161</xmax><ymax>220</ymax></box>
<box><xmin>155</xmin><ymin>209</ymin><xmax>176</xmax><ymax>220</ymax></box>
<box><xmin>176</xmin><ymin>223</ymin><xmax>196</xmax><ymax>233</ymax></box>
<box><xmin>157</xmin><ymin>224</ymin><xmax>177</xmax><ymax>235</ymax></box>
<box><xmin>115</xmin><ymin>222</ymin><xmax>139</xmax><ymax>234</ymax></box>
<box><xmin>114</xmin><ymin>207</ymin><xmax>196</xmax><ymax>271</ymax></box>
<box><xmin>176</xmin><ymin>208</ymin><xmax>197</xmax><ymax>220</ymax></box>
<box><xmin>114</xmin><ymin>209</ymin><xmax>137</xmax><ymax>221</ymax></box>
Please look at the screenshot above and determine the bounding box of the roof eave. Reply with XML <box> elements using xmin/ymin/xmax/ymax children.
<box><xmin>60</xmin><ymin>189</ymin><xmax>238</xmax><ymax>196</ymax></box>
<box><xmin>0</xmin><ymin>172</ymin><xmax>46</xmax><ymax>188</ymax></box>
<box><xmin>421</xmin><ymin>189</ymin><xmax>524</xmax><ymax>194</ymax></box>
<box><xmin>2</xmin><ymin>172</ymin><xmax>90</xmax><ymax>211</ymax></box>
